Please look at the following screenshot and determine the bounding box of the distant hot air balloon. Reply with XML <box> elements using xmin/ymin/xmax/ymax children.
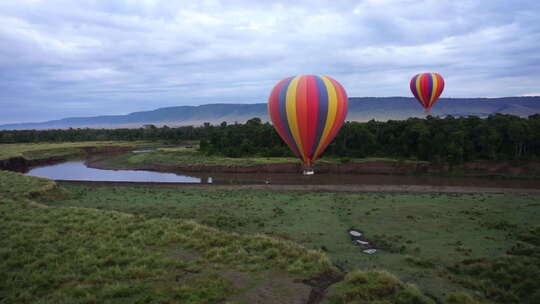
<box><xmin>410</xmin><ymin>73</ymin><xmax>445</xmax><ymax>114</ymax></box>
<box><xmin>268</xmin><ymin>75</ymin><xmax>348</xmax><ymax>174</ymax></box>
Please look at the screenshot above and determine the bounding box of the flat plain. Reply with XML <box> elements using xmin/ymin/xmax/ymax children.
<box><xmin>50</xmin><ymin>183</ymin><xmax>540</xmax><ymax>303</ymax></box>
<box><xmin>2</xmin><ymin>142</ymin><xmax>540</xmax><ymax>303</ymax></box>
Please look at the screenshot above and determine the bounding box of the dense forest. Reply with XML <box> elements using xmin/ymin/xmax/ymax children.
<box><xmin>2</xmin><ymin>114</ymin><xmax>540</xmax><ymax>163</ymax></box>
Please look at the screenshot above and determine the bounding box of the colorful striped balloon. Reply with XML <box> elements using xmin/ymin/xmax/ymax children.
<box><xmin>268</xmin><ymin>75</ymin><xmax>348</xmax><ymax>168</ymax></box>
<box><xmin>410</xmin><ymin>73</ymin><xmax>445</xmax><ymax>113</ymax></box>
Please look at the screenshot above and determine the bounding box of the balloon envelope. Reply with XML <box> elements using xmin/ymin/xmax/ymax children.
<box><xmin>410</xmin><ymin>73</ymin><xmax>445</xmax><ymax>112</ymax></box>
<box><xmin>268</xmin><ymin>75</ymin><xmax>348</xmax><ymax>167</ymax></box>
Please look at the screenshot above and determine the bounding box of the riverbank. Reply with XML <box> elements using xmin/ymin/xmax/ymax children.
<box><xmin>89</xmin><ymin>149</ymin><xmax>540</xmax><ymax>178</ymax></box>
<box><xmin>2</xmin><ymin>142</ymin><xmax>540</xmax><ymax>179</ymax></box>
<box><xmin>0</xmin><ymin>141</ymin><xmax>147</xmax><ymax>172</ymax></box>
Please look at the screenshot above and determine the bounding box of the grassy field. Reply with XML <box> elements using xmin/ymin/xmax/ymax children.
<box><xmin>97</xmin><ymin>147</ymin><xmax>416</xmax><ymax>169</ymax></box>
<box><xmin>46</xmin><ymin>184</ymin><xmax>540</xmax><ymax>303</ymax></box>
<box><xmin>0</xmin><ymin>141</ymin><xmax>151</xmax><ymax>160</ymax></box>
<box><xmin>2</xmin><ymin>142</ymin><xmax>539</xmax><ymax>303</ymax></box>
<box><xmin>3</xmin><ymin>170</ymin><xmax>468</xmax><ymax>304</ymax></box>
<box><xmin>0</xmin><ymin>170</ymin><xmax>340</xmax><ymax>303</ymax></box>
<box><xmin>102</xmin><ymin>148</ymin><xmax>298</xmax><ymax>167</ymax></box>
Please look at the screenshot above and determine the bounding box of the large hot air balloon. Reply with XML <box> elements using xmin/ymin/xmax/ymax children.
<box><xmin>410</xmin><ymin>73</ymin><xmax>445</xmax><ymax>114</ymax></box>
<box><xmin>268</xmin><ymin>75</ymin><xmax>348</xmax><ymax>174</ymax></box>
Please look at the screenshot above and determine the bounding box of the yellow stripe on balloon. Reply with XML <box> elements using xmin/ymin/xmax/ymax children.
<box><xmin>286</xmin><ymin>76</ymin><xmax>305</xmax><ymax>161</ymax></box>
<box><xmin>429</xmin><ymin>73</ymin><xmax>438</xmax><ymax>107</ymax></box>
<box><xmin>313</xmin><ymin>75</ymin><xmax>338</xmax><ymax>158</ymax></box>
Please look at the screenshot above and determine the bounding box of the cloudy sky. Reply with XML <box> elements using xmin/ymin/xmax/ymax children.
<box><xmin>1</xmin><ymin>0</ymin><xmax>539</xmax><ymax>124</ymax></box>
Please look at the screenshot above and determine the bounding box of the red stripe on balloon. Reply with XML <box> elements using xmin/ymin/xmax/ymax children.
<box><xmin>296</xmin><ymin>76</ymin><xmax>309</xmax><ymax>160</ymax></box>
<box><xmin>268</xmin><ymin>78</ymin><xmax>285</xmax><ymax>130</ymax></box>
<box><xmin>421</xmin><ymin>74</ymin><xmax>430</xmax><ymax>108</ymax></box>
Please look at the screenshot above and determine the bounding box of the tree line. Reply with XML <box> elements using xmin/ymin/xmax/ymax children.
<box><xmin>2</xmin><ymin>114</ymin><xmax>540</xmax><ymax>163</ymax></box>
<box><xmin>0</xmin><ymin>125</ymin><xmax>202</xmax><ymax>144</ymax></box>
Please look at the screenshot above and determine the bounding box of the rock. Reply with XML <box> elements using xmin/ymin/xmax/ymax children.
<box><xmin>349</xmin><ymin>230</ymin><xmax>362</xmax><ymax>237</ymax></box>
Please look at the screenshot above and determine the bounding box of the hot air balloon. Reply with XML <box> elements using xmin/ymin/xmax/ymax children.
<box><xmin>410</xmin><ymin>73</ymin><xmax>445</xmax><ymax>114</ymax></box>
<box><xmin>268</xmin><ymin>75</ymin><xmax>348</xmax><ymax>174</ymax></box>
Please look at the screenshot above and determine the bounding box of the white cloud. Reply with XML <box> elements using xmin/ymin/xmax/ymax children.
<box><xmin>0</xmin><ymin>0</ymin><xmax>539</xmax><ymax>123</ymax></box>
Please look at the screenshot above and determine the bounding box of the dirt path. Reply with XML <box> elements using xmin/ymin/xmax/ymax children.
<box><xmin>56</xmin><ymin>180</ymin><xmax>540</xmax><ymax>194</ymax></box>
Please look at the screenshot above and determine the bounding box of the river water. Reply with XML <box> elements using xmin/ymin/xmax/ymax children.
<box><xmin>25</xmin><ymin>160</ymin><xmax>540</xmax><ymax>188</ymax></box>
<box><xmin>27</xmin><ymin>161</ymin><xmax>204</xmax><ymax>183</ymax></box>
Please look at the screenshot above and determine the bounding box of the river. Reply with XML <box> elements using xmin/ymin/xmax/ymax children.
<box><xmin>25</xmin><ymin>160</ymin><xmax>540</xmax><ymax>189</ymax></box>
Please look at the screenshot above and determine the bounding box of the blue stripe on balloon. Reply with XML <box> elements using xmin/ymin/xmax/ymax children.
<box><xmin>310</xmin><ymin>75</ymin><xmax>328</xmax><ymax>158</ymax></box>
<box><xmin>278</xmin><ymin>77</ymin><xmax>301</xmax><ymax>157</ymax></box>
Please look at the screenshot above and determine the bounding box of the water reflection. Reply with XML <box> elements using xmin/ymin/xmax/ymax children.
<box><xmin>27</xmin><ymin>161</ymin><xmax>202</xmax><ymax>183</ymax></box>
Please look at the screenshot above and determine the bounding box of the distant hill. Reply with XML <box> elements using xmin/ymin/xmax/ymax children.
<box><xmin>2</xmin><ymin>97</ymin><xmax>539</xmax><ymax>130</ymax></box>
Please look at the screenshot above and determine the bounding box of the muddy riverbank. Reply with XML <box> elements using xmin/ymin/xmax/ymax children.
<box><xmin>0</xmin><ymin>146</ymin><xmax>133</xmax><ymax>172</ymax></box>
<box><xmin>86</xmin><ymin>156</ymin><xmax>540</xmax><ymax>178</ymax></box>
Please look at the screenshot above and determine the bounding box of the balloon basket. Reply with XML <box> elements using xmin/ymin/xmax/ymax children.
<box><xmin>302</xmin><ymin>164</ymin><xmax>314</xmax><ymax>175</ymax></box>
<box><xmin>303</xmin><ymin>169</ymin><xmax>314</xmax><ymax>175</ymax></box>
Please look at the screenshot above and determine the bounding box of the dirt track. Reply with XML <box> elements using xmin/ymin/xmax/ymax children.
<box><xmin>57</xmin><ymin>180</ymin><xmax>540</xmax><ymax>194</ymax></box>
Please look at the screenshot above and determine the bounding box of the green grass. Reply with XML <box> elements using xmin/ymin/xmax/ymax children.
<box><xmin>1</xmin><ymin>171</ymin><xmax>342</xmax><ymax>303</ymax></box>
<box><xmin>98</xmin><ymin>148</ymin><xmax>417</xmax><ymax>169</ymax></box>
<box><xmin>100</xmin><ymin>149</ymin><xmax>300</xmax><ymax>167</ymax></box>
<box><xmin>324</xmin><ymin>270</ymin><xmax>434</xmax><ymax>304</ymax></box>
<box><xmin>2</xmin><ymin>169</ymin><xmax>492</xmax><ymax>303</ymax></box>
<box><xmin>0</xmin><ymin>141</ymin><xmax>149</xmax><ymax>160</ymax></box>
<box><xmin>4</xmin><ymin>158</ymin><xmax>538</xmax><ymax>303</ymax></box>
<box><xmin>51</xmin><ymin>184</ymin><xmax>540</xmax><ymax>303</ymax></box>
<box><xmin>446</xmin><ymin>228</ymin><xmax>540</xmax><ymax>303</ymax></box>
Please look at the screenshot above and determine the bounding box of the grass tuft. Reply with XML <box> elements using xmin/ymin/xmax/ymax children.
<box><xmin>325</xmin><ymin>270</ymin><xmax>434</xmax><ymax>304</ymax></box>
